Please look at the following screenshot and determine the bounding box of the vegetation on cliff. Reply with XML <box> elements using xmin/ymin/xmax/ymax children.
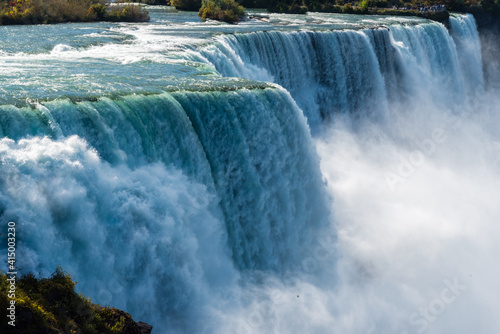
<box><xmin>0</xmin><ymin>267</ymin><xmax>151</xmax><ymax>334</ymax></box>
<box><xmin>0</xmin><ymin>0</ymin><xmax>149</xmax><ymax>25</ymax></box>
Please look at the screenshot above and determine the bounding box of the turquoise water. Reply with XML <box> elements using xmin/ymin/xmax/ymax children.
<box><xmin>0</xmin><ymin>7</ymin><xmax>428</xmax><ymax>105</ymax></box>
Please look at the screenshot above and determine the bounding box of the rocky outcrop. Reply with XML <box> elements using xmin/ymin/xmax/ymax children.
<box><xmin>137</xmin><ymin>321</ymin><xmax>154</xmax><ymax>334</ymax></box>
<box><xmin>0</xmin><ymin>268</ymin><xmax>153</xmax><ymax>334</ymax></box>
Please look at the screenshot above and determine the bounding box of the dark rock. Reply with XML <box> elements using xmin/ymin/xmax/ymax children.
<box><xmin>475</xmin><ymin>14</ymin><xmax>500</xmax><ymax>89</ymax></box>
<box><xmin>137</xmin><ymin>321</ymin><xmax>154</xmax><ymax>334</ymax></box>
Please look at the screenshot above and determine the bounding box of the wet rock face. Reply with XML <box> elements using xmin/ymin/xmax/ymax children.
<box><xmin>476</xmin><ymin>15</ymin><xmax>500</xmax><ymax>89</ymax></box>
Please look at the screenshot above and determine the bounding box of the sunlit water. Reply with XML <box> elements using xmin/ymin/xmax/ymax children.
<box><xmin>1</xmin><ymin>7</ymin><xmax>499</xmax><ymax>334</ymax></box>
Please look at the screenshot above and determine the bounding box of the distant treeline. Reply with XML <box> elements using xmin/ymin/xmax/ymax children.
<box><xmin>168</xmin><ymin>0</ymin><xmax>498</xmax><ymax>17</ymax></box>
<box><xmin>0</xmin><ymin>0</ymin><xmax>150</xmax><ymax>25</ymax></box>
<box><xmin>239</xmin><ymin>0</ymin><xmax>499</xmax><ymax>16</ymax></box>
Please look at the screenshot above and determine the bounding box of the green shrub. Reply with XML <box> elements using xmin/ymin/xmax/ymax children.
<box><xmin>266</xmin><ymin>0</ymin><xmax>308</xmax><ymax>13</ymax></box>
<box><xmin>171</xmin><ymin>0</ymin><xmax>202</xmax><ymax>11</ymax></box>
<box><xmin>317</xmin><ymin>3</ymin><xmax>343</xmax><ymax>12</ymax></box>
<box><xmin>369</xmin><ymin>0</ymin><xmax>389</xmax><ymax>7</ymax></box>
<box><xmin>199</xmin><ymin>0</ymin><xmax>245</xmax><ymax>23</ymax></box>
<box><xmin>106</xmin><ymin>4</ymin><xmax>150</xmax><ymax>22</ymax></box>
<box><xmin>138</xmin><ymin>0</ymin><xmax>167</xmax><ymax>4</ymax></box>
<box><xmin>88</xmin><ymin>3</ymin><xmax>106</xmax><ymax>20</ymax></box>
<box><xmin>286</xmin><ymin>3</ymin><xmax>309</xmax><ymax>12</ymax></box>
<box><xmin>342</xmin><ymin>2</ymin><xmax>354</xmax><ymax>12</ymax></box>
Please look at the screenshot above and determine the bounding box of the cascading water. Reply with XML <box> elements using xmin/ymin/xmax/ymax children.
<box><xmin>0</xmin><ymin>87</ymin><xmax>330</xmax><ymax>331</ymax></box>
<box><xmin>198</xmin><ymin>29</ymin><xmax>390</xmax><ymax>130</ymax></box>
<box><xmin>195</xmin><ymin>17</ymin><xmax>483</xmax><ymax>132</ymax></box>
<box><xmin>448</xmin><ymin>14</ymin><xmax>485</xmax><ymax>95</ymax></box>
<box><xmin>1</xmin><ymin>10</ymin><xmax>498</xmax><ymax>334</ymax></box>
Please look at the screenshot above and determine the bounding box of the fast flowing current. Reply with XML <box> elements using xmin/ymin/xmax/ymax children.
<box><xmin>1</xmin><ymin>7</ymin><xmax>499</xmax><ymax>333</ymax></box>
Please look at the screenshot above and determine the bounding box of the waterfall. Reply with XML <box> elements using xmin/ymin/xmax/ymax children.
<box><xmin>449</xmin><ymin>13</ymin><xmax>485</xmax><ymax>95</ymax></box>
<box><xmin>0</xmin><ymin>88</ymin><xmax>330</xmax><ymax>330</ymax></box>
<box><xmin>0</xmin><ymin>12</ymin><xmax>489</xmax><ymax>333</ymax></box>
<box><xmin>195</xmin><ymin>17</ymin><xmax>482</xmax><ymax>131</ymax></box>
<box><xmin>198</xmin><ymin>29</ymin><xmax>390</xmax><ymax>130</ymax></box>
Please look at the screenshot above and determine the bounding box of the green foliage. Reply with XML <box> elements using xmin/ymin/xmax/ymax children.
<box><xmin>307</xmin><ymin>2</ymin><xmax>342</xmax><ymax>12</ymax></box>
<box><xmin>481</xmin><ymin>0</ymin><xmax>500</xmax><ymax>15</ymax></box>
<box><xmin>373</xmin><ymin>7</ymin><xmax>450</xmax><ymax>20</ymax></box>
<box><xmin>267</xmin><ymin>0</ymin><xmax>309</xmax><ymax>13</ymax></box>
<box><xmin>88</xmin><ymin>3</ymin><xmax>106</xmax><ymax>20</ymax></box>
<box><xmin>0</xmin><ymin>0</ymin><xmax>101</xmax><ymax>24</ymax></box>
<box><xmin>242</xmin><ymin>0</ymin><xmax>498</xmax><ymax>17</ymax></box>
<box><xmin>342</xmin><ymin>2</ymin><xmax>353</xmax><ymax>12</ymax></box>
<box><xmin>363</xmin><ymin>0</ymin><xmax>390</xmax><ymax>7</ymax></box>
<box><xmin>106</xmin><ymin>4</ymin><xmax>150</xmax><ymax>22</ymax></box>
<box><xmin>199</xmin><ymin>0</ymin><xmax>245</xmax><ymax>23</ymax></box>
<box><xmin>0</xmin><ymin>267</ymin><xmax>147</xmax><ymax>334</ymax></box>
<box><xmin>342</xmin><ymin>3</ymin><xmax>354</xmax><ymax>14</ymax></box>
<box><xmin>0</xmin><ymin>0</ymin><xmax>149</xmax><ymax>25</ymax></box>
<box><xmin>269</xmin><ymin>2</ymin><xmax>308</xmax><ymax>12</ymax></box>
<box><xmin>136</xmin><ymin>0</ymin><xmax>167</xmax><ymax>4</ymax></box>
<box><xmin>171</xmin><ymin>0</ymin><xmax>202</xmax><ymax>11</ymax></box>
